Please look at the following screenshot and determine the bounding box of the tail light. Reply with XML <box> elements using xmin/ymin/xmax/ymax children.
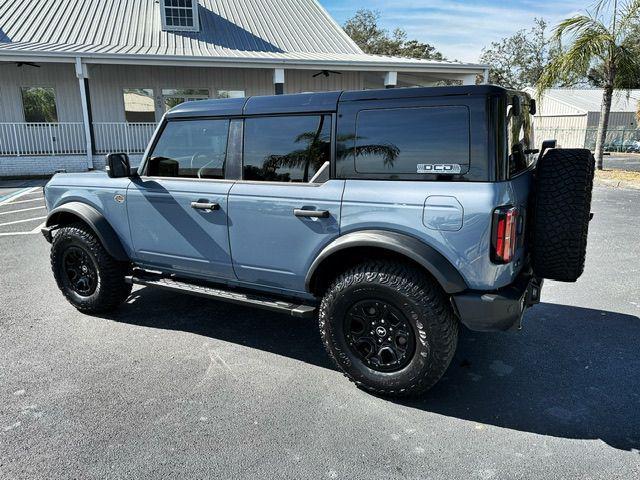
<box><xmin>491</xmin><ymin>206</ymin><xmax>519</xmax><ymax>264</ymax></box>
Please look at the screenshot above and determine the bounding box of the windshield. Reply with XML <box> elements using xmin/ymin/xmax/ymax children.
<box><xmin>507</xmin><ymin>92</ymin><xmax>536</xmax><ymax>177</ymax></box>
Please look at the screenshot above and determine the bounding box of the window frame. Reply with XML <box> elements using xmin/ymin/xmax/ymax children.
<box><xmin>20</xmin><ymin>86</ymin><xmax>59</xmax><ymax>123</ymax></box>
<box><xmin>335</xmin><ymin>95</ymin><xmax>489</xmax><ymax>182</ymax></box>
<box><xmin>217</xmin><ymin>90</ymin><xmax>246</xmax><ymax>99</ymax></box>
<box><xmin>140</xmin><ymin>117</ymin><xmax>234</xmax><ymax>181</ymax></box>
<box><xmin>238</xmin><ymin>113</ymin><xmax>336</xmax><ymax>185</ymax></box>
<box><xmin>160</xmin><ymin>0</ymin><xmax>199</xmax><ymax>32</ymax></box>
<box><xmin>122</xmin><ymin>88</ymin><xmax>156</xmax><ymax>123</ymax></box>
<box><xmin>161</xmin><ymin>88</ymin><xmax>210</xmax><ymax>112</ymax></box>
<box><xmin>352</xmin><ymin>105</ymin><xmax>471</xmax><ymax>176</ymax></box>
<box><xmin>140</xmin><ymin>112</ymin><xmax>336</xmax><ymax>185</ymax></box>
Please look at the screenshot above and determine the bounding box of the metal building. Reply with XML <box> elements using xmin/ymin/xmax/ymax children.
<box><xmin>525</xmin><ymin>88</ymin><xmax>640</xmax><ymax>150</ymax></box>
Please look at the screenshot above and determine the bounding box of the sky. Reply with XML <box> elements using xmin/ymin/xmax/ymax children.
<box><xmin>321</xmin><ymin>0</ymin><xmax>590</xmax><ymax>63</ymax></box>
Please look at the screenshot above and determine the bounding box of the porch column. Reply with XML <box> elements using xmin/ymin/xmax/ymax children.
<box><xmin>384</xmin><ymin>71</ymin><xmax>397</xmax><ymax>89</ymax></box>
<box><xmin>273</xmin><ymin>68</ymin><xmax>285</xmax><ymax>95</ymax></box>
<box><xmin>482</xmin><ymin>68</ymin><xmax>490</xmax><ymax>85</ymax></box>
<box><xmin>75</xmin><ymin>57</ymin><xmax>94</xmax><ymax>169</ymax></box>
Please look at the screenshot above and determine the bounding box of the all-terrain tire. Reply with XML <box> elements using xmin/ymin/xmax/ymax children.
<box><xmin>319</xmin><ymin>261</ymin><xmax>458</xmax><ymax>397</ymax></box>
<box><xmin>51</xmin><ymin>223</ymin><xmax>132</xmax><ymax>313</ymax></box>
<box><xmin>531</xmin><ymin>148</ymin><xmax>595</xmax><ymax>282</ymax></box>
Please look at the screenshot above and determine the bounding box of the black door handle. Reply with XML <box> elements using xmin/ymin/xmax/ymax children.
<box><xmin>191</xmin><ymin>201</ymin><xmax>220</xmax><ymax>211</ymax></box>
<box><xmin>294</xmin><ymin>208</ymin><xmax>329</xmax><ymax>218</ymax></box>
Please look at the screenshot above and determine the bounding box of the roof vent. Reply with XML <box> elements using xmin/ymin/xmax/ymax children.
<box><xmin>160</xmin><ymin>0</ymin><xmax>200</xmax><ymax>32</ymax></box>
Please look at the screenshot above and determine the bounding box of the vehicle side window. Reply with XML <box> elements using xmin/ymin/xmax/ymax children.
<box><xmin>147</xmin><ymin>119</ymin><xmax>229</xmax><ymax>179</ymax></box>
<box><xmin>352</xmin><ymin>106</ymin><xmax>470</xmax><ymax>175</ymax></box>
<box><xmin>507</xmin><ymin>96</ymin><xmax>535</xmax><ymax>177</ymax></box>
<box><xmin>243</xmin><ymin>115</ymin><xmax>331</xmax><ymax>183</ymax></box>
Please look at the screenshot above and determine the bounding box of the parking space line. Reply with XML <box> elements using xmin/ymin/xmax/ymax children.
<box><xmin>30</xmin><ymin>222</ymin><xmax>46</xmax><ymax>234</ymax></box>
<box><xmin>0</xmin><ymin>230</ymin><xmax>42</xmax><ymax>237</ymax></box>
<box><xmin>0</xmin><ymin>216</ymin><xmax>46</xmax><ymax>227</ymax></box>
<box><xmin>0</xmin><ymin>205</ymin><xmax>46</xmax><ymax>216</ymax></box>
<box><xmin>0</xmin><ymin>187</ymin><xmax>40</xmax><ymax>206</ymax></box>
<box><xmin>4</xmin><ymin>197</ymin><xmax>44</xmax><ymax>205</ymax></box>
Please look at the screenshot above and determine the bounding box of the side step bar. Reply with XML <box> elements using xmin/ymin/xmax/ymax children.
<box><xmin>125</xmin><ymin>272</ymin><xmax>317</xmax><ymax>318</ymax></box>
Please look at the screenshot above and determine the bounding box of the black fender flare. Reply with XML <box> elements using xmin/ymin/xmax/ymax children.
<box><xmin>44</xmin><ymin>201</ymin><xmax>129</xmax><ymax>261</ymax></box>
<box><xmin>305</xmin><ymin>230</ymin><xmax>468</xmax><ymax>294</ymax></box>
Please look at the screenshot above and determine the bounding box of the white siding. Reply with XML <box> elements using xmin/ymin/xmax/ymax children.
<box><xmin>533</xmin><ymin>114</ymin><xmax>588</xmax><ymax>148</ymax></box>
<box><xmin>88</xmin><ymin>64</ymin><xmax>273</xmax><ymax>122</ymax></box>
<box><xmin>87</xmin><ymin>65</ymin><xmax>362</xmax><ymax>122</ymax></box>
<box><xmin>536</xmin><ymin>95</ymin><xmax>585</xmax><ymax>116</ymax></box>
<box><xmin>285</xmin><ymin>70</ymin><xmax>363</xmax><ymax>93</ymax></box>
<box><xmin>0</xmin><ymin>63</ymin><xmax>82</xmax><ymax>122</ymax></box>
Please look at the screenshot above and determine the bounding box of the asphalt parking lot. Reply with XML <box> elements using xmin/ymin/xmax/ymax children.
<box><xmin>0</xmin><ymin>181</ymin><xmax>47</xmax><ymax>238</ymax></box>
<box><xmin>1</xmin><ymin>183</ymin><xmax>639</xmax><ymax>479</ymax></box>
<box><xmin>604</xmin><ymin>154</ymin><xmax>640</xmax><ymax>172</ymax></box>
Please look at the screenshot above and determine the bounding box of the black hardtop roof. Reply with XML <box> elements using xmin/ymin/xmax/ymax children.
<box><xmin>164</xmin><ymin>84</ymin><xmax>509</xmax><ymax>119</ymax></box>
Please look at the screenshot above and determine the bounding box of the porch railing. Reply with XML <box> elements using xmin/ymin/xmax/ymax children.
<box><xmin>0</xmin><ymin>122</ymin><xmax>158</xmax><ymax>156</ymax></box>
<box><xmin>93</xmin><ymin>122</ymin><xmax>157</xmax><ymax>155</ymax></box>
<box><xmin>0</xmin><ymin>122</ymin><xmax>86</xmax><ymax>156</ymax></box>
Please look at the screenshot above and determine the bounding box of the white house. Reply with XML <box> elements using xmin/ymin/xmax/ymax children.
<box><xmin>525</xmin><ymin>88</ymin><xmax>640</xmax><ymax>150</ymax></box>
<box><xmin>0</xmin><ymin>0</ymin><xmax>488</xmax><ymax>177</ymax></box>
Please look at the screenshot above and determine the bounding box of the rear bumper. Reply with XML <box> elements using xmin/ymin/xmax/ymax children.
<box><xmin>452</xmin><ymin>273</ymin><xmax>543</xmax><ymax>332</ymax></box>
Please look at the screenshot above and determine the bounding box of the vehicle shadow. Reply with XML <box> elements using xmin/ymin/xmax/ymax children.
<box><xmin>106</xmin><ymin>290</ymin><xmax>640</xmax><ymax>452</ymax></box>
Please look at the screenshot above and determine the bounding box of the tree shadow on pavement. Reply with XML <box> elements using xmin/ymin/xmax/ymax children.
<box><xmin>107</xmin><ymin>290</ymin><xmax>640</xmax><ymax>452</ymax></box>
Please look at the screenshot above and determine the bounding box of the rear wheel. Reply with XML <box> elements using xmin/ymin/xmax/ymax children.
<box><xmin>319</xmin><ymin>261</ymin><xmax>458</xmax><ymax>397</ymax></box>
<box><xmin>532</xmin><ymin>148</ymin><xmax>595</xmax><ymax>282</ymax></box>
<box><xmin>51</xmin><ymin>223</ymin><xmax>132</xmax><ymax>313</ymax></box>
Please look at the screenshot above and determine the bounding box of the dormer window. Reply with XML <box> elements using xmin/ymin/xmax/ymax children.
<box><xmin>160</xmin><ymin>0</ymin><xmax>199</xmax><ymax>32</ymax></box>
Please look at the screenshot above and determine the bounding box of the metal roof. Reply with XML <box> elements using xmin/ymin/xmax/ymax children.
<box><xmin>526</xmin><ymin>88</ymin><xmax>640</xmax><ymax>114</ymax></box>
<box><xmin>0</xmin><ymin>0</ymin><xmax>486</xmax><ymax>72</ymax></box>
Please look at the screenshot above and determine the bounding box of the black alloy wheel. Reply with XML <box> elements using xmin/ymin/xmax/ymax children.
<box><xmin>62</xmin><ymin>246</ymin><xmax>98</xmax><ymax>296</ymax></box>
<box><xmin>344</xmin><ymin>299</ymin><xmax>415</xmax><ymax>372</ymax></box>
<box><xmin>51</xmin><ymin>223</ymin><xmax>132</xmax><ymax>313</ymax></box>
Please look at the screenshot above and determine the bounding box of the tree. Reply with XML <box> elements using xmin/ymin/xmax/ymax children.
<box><xmin>479</xmin><ymin>18</ymin><xmax>561</xmax><ymax>89</ymax></box>
<box><xmin>21</xmin><ymin>87</ymin><xmax>58</xmax><ymax>122</ymax></box>
<box><xmin>587</xmin><ymin>23</ymin><xmax>640</xmax><ymax>87</ymax></box>
<box><xmin>262</xmin><ymin>117</ymin><xmax>400</xmax><ymax>182</ymax></box>
<box><xmin>537</xmin><ymin>0</ymin><xmax>640</xmax><ymax>169</ymax></box>
<box><xmin>343</xmin><ymin>10</ymin><xmax>445</xmax><ymax>60</ymax></box>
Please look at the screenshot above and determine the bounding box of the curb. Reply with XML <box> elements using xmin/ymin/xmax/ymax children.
<box><xmin>594</xmin><ymin>178</ymin><xmax>640</xmax><ymax>191</ymax></box>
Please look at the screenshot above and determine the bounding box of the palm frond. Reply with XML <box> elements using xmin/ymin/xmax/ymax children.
<box><xmin>617</xmin><ymin>0</ymin><xmax>640</xmax><ymax>35</ymax></box>
<box><xmin>553</xmin><ymin>15</ymin><xmax>610</xmax><ymax>41</ymax></box>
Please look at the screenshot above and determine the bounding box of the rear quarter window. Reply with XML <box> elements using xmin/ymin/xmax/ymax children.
<box><xmin>353</xmin><ymin>106</ymin><xmax>470</xmax><ymax>175</ymax></box>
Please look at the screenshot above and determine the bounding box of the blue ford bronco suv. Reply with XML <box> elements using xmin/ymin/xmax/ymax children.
<box><xmin>42</xmin><ymin>85</ymin><xmax>594</xmax><ymax>396</ymax></box>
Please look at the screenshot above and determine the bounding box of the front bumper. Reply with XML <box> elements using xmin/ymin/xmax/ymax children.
<box><xmin>452</xmin><ymin>274</ymin><xmax>543</xmax><ymax>332</ymax></box>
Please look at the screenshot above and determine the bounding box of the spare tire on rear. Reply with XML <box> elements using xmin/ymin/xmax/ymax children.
<box><xmin>531</xmin><ymin>148</ymin><xmax>595</xmax><ymax>282</ymax></box>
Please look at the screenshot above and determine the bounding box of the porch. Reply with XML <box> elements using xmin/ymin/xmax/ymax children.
<box><xmin>0</xmin><ymin>60</ymin><xmax>486</xmax><ymax>177</ymax></box>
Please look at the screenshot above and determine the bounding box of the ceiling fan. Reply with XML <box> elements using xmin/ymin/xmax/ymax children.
<box><xmin>16</xmin><ymin>62</ymin><xmax>40</xmax><ymax>68</ymax></box>
<box><xmin>313</xmin><ymin>70</ymin><xmax>342</xmax><ymax>78</ymax></box>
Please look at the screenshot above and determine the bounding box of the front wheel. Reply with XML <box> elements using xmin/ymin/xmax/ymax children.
<box><xmin>318</xmin><ymin>261</ymin><xmax>458</xmax><ymax>397</ymax></box>
<box><xmin>51</xmin><ymin>223</ymin><xmax>132</xmax><ymax>313</ymax></box>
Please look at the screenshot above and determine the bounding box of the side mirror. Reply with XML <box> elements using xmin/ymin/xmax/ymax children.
<box><xmin>106</xmin><ymin>153</ymin><xmax>132</xmax><ymax>178</ymax></box>
<box><xmin>529</xmin><ymin>98</ymin><xmax>537</xmax><ymax>115</ymax></box>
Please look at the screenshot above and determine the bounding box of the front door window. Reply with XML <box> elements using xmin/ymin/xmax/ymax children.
<box><xmin>147</xmin><ymin>119</ymin><xmax>228</xmax><ymax>179</ymax></box>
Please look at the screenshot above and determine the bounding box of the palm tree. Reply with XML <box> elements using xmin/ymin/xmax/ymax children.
<box><xmin>537</xmin><ymin>0</ymin><xmax>640</xmax><ymax>169</ymax></box>
<box><xmin>264</xmin><ymin>119</ymin><xmax>400</xmax><ymax>182</ymax></box>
